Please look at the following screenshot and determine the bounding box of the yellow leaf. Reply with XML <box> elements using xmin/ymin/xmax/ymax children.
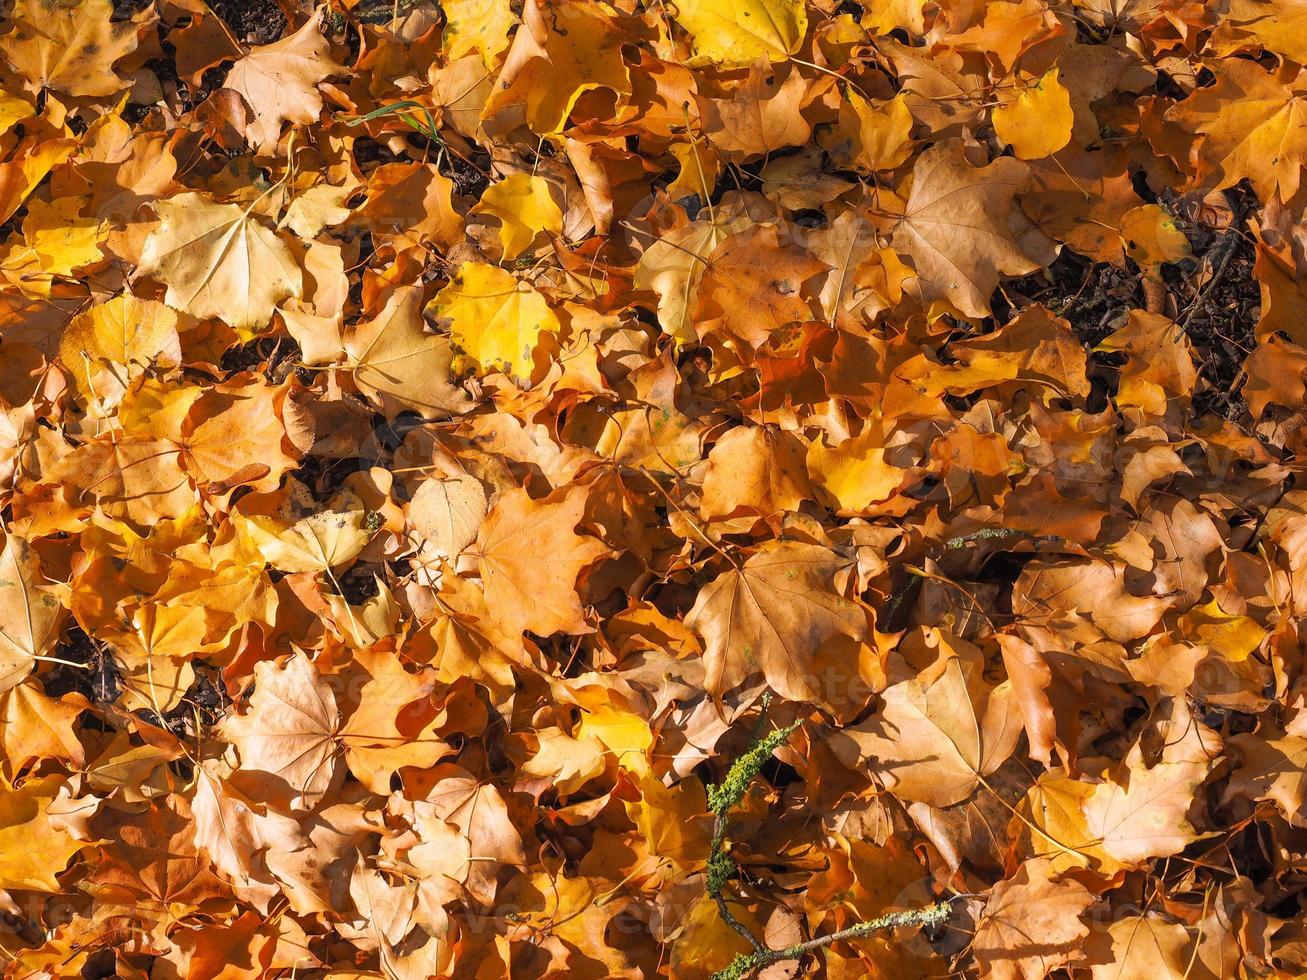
<box><xmin>0</xmin><ymin>138</ymin><xmax>75</xmax><ymax>225</ymax></box>
<box><xmin>0</xmin><ymin>90</ymin><xmax>33</xmax><ymax>134</ymax></box>
<box><xmin>482</xmin><ymin>0</ymin><xmax>630</xmax><ymax>134</ymax></box>
<box><xmin>672</xmin><ymin>0</ymin><xmax>808</xmax><ymax>67</ymax></box>
<box><xmin>238</xmin><ymin>507</ymin><xmax>370</xmax><ymax>573</ymax></box>
<box><xmin>57</xmin><ymin>294</ymin><xmax>181</xmax><ymax>412</ymax></box>
<box><xmin>472</xmin><ymin>172</ymin><xmax>563</xmax><ymax>261</ymax></box>
<box><xmin>0</xmin><ymin>0</ymin><xmax>141</xmax><ymax>98</ymax></box>
<box><xmin>443</xmin><ymin>0</ymin><xmax>517</xmax><ymax>67</ymax></box>
<box><xmin>139</xmin><ymin>192</ymin><xmax>302</xmax><ymax>333</ymax></box>
<box><xmin>0</xmin><ymin>533</ymin><xmax>63</xmax><ymax>695</ymax></box>
<box><xmin>1120</xmin><ymin>203</ymin><xmax>1192</xmax><ymax>270</ymax></box>
<box><xmin>1181</xmin><ymin>599</ymin><xmax>1268</xmax><ymax>663</ymax></box>
<box><xmin>428</xmin><ymin>262</ymin><xmax>561</xmax><ymax>380</ymax></box>
<box><xmin>575</xmin><ymin>703</ymin><xmax>653</xmax><ymax>775</ymax></box>
<box><xmin>807</xmin><ymin>424</ymin><xmax>907</xmax><ymax>515</ymax></box>
<box><xmin>993</xmin><ymin>68</ymin><xmax>1073</xmax><ymax>160</ymax></box>
<box><xmin>668</xmin><ymin>141</ymin><xmax>720</xmax><ymax>201</ymax></box>
<box><xmin>22</xmin><ymin>197</ymin><xmax>105</xmax><ymax>275</ymax></box>
<box><xmin>824</xmin><ymin>90</ymin><xmax>915</xmax><ymax>173</ymax></box>
<box><xmin>0</xmin><ymin>775</ymin><xmax>90</xmax><ymax>891</ymax></box>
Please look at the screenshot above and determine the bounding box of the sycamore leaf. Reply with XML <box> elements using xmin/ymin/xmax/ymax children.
<box><xmin>222</xmin><ymin>9</ymin><xmax>341</xmax><ymax>155</ymax></box>
<box><xmin>672</xmin><ymin>0</ymin><xmax>808</xmax><ymax>67</ymax></box>
<box><xmin>473</xmin><ymin>173</ymin><xmax>563</xmax><ymax>260</ymax></box>
<box><xmin>686</xmin><ymin>540</ymin><xmax>869</xmax><ymax>705</ymax></box>
<box><xmin>891</xmin><ymin>141</ymin><xmax>1052</xmax><ymax>318</ymax></box>
<box><xmin>427</xmin><ymin>262</ymin><xmax>561</xmax><ymax>380</ymax></box>
<box><xmin>138</xmin><ymin>193</ymin><xmax>303</xmax><ymax>332</ymax></box>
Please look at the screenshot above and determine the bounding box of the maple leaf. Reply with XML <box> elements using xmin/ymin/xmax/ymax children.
<box><xmin>699</xmin><ymin>424</ymin><xmax>814</xmax><ymax>520</ymax></box>
<box><xmin>1168</xmin><ymin>59</ymin><xmax>1307</xmax><ymax>204</ymax></box>
<box><xmin>427</xmin><ymin>262</ymin><xmax>561</xmax><ymax>380</ymax></box>
<box><xmin>829</xmin><ymin>628</ymin><xmax>1023</xmax><ymax>807</ymax></box>
<box><xmin>695</xmin><ymin>223</ymin><xmax>828</xmax><ymax>350</ymax></box>
<box><xmin>686</xmin><ymin>540</ymin><xmax>870</xmax><ymax>705</ymax></box>
<box><xmin>221</xmin><ymin>652</ymin><xmax>343</xmax><ymax>810</ymax></box>
<box><xmin>472</xmin><ymin>172</ymin><xmax>563</xmax><ymax>260</ymax></box>
<box><xmin>971</xmin><ymin>858</ymin><xmax>1094</xmax><ymax>980</ymax></box>
<box><xmin>5</xmin><ymin>0</ymin><xmax>1307</xmax><ymax>975</ymax></box>
<box><xmin>672</xmin><ymin>0</ymin><xmax>808</xmax><ymax>67</ymax></box>
<box><xmin>1081</xmin><ymin>700</ymin><xmax>1221</xmax><ymax>864</ymax></box>
<box><xmin>221</xmin><ymin>9</ymin><xmax>341</xmax><ymax>155</ymax></box>
<box><xmin>472</xmin><ymin>485</ymin><xmax>609</xmax><ymax>638</ymax></box>
<box><xmin>0</xmin><ymin>774</ymin><xmax>93</xmax><ymax>891</ymax></box>
<box><xmin>138</xmin><ymin>192</ymin><xmax>303</xmax><ymax>332</ymax></box>
<box><xmin>347</xmin><ymin>284</ymin><xmax>473</xmax><ymax>417</ymax></box>
<box><xmin>992</xmin><ymin>68</ymin><xmax>1073</xmax><ymax>160</ymax></box>
<box><xmin>0</xmin><ymin>533</ymin><xmax>63</xmax><ymax>693</ymax></box>
<box><xmin>890</xmin><ymin>141</ymin><xmax>1053</xmax><ymax>318</ymax></box>
<box><xmin>0</xmin><ymin>0</ymin><xmax>145</xmax><ymax>97</ymax></box>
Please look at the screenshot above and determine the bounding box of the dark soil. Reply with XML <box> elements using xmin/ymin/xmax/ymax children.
<box><xmin>41</xmin><ymin>627</ymin><xmax>121</xmax><ymax>705</ymax></box>
<box><xmin>1004</xmin><ymin>189</ymin><xmax>1261</xmax><ymax>424</ymax></box>
<box><xmin>209</xmin><ymin>0</ymin><xmax>288</xmax><ymax>45</ymax></box>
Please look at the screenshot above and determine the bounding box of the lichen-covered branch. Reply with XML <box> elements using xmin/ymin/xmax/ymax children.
<box><xmin>705</xmin><ymin>716</ymin><xmax>954</xmax><ymax>980</ymax></box>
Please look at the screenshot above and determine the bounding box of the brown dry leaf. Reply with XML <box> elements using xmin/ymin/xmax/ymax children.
<box><xmin>222</xmin><ymin>10</ymin><xmax>341</xmax><ymax>155</ymax></box>
<box><xmin>699</xmin><ymin>424</ymin><xmax>813</xmax><ymax>520</ymax></box>
<box><xmin>0</xmin><ymin>532</ymin><xmax>63</xmax><ymax>693</ymax></box>
<box><xmin>408</xmin><ymin>474</ymin><xmax>489</xmax><ymax>560</ymax></box>
<box><xmin>346</xmin><ymin>285</ymin><xmax>473</xmax><ymax>418</ymax></box>
<box><xmin>686</xmin><ymin>540</ymin><xmax>870</xmax><ymax>706</ymax></box>
<box><xmin>829</xmin><ymin>628</ymin><xmax>1023</xmax><ymax>807</ymax></box>
<box><xmin>971</xmin><ymin>858</ymin><xmax>1094</xmax><ymax>980</ymax></box>
<box><xmin>890</xmin><ymin>141</ymin><xmax>1053</xmax><ymax>317</ymax></box>
<box><xmin>138</xmin><ymin>193</ymin><xmax>303</xmax><ymax>332</ymax></box>
<box><xmin>473</xmin><ymin>485</ymin><xmax>609</xmax><ymax>638</ymax></box>
<box><xmin>1082</xmin><ymin>700</ymin><xmax>1221</xmax><ymax>864</ymax></box>
<box><xmin>222</xmin><ymin>652</ymin><xmax>343</xmax><ymax>810</ymax></box>
<box><xmin>695</xmin><ymin>223</ymin><xmax>828</xmax><ymax>351</ymax></box>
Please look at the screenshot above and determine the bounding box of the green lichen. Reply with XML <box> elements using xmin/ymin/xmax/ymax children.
<box><xmin>707</xmin><ymin>721</ymin><xmax>800</xmax><ymax>816</ymax></box>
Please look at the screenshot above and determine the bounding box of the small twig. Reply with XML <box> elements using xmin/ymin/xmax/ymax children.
<box><xmin>1179</xmin><ymin>194</ymin><xmax>1249</xmax><ymax>329</ymax></box>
